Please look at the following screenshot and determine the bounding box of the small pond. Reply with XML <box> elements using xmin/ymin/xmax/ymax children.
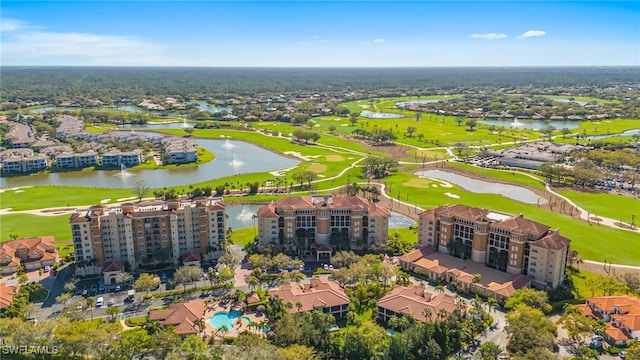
<box><xmin>551</xmin><ymin>98</ymin><xmax>588</xmax><ymax>106</ymax></box>
<box><xmin>225</xmin><ymin>204</ymin><xmax>262</xmax><ymax>230</ymax></box>
<box><xmin>395</xmin><ymin>99</ymin><xmax>440</xmax><ymax>107</ymax></box>
<box><xmin>415</xmin><ymin>169</ymin><xmax>547</xmax><ymax>205</ymax></box>
<box><xmin>360</xmin><ymin>110</ymin><xmax>404</xmax><ymax>119</ymax></box>
<box><xmin>188</xmin><ymin>101</ymin><xmax>232</xmax><ymax>114</ymax></box>
<box><xmin>389</xmin><ymin>211</ymin><xmax>416</xmax><ymax>228</ymax></box>
<box><xmin>479</xmin><ymin>119</ymin><xmax>580</xmax><ymax>130</ymax></box>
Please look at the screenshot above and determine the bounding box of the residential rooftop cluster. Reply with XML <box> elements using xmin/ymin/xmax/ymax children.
<box><xmin>578</xmin><ymin>295</ymin><xmax>640</xmax><ymax>346</ymax></box>
<box><xmin>0</xmin><ymin>115</ymin><xmax>198</xmax><ymax>173</ymax></box>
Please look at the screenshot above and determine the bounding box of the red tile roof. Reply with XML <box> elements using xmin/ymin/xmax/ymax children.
<box><xmin>531</xmin><ymin>231</ymin><xmax>571</xmax><ymax>250</ymax></box>
<box><xmin>103</xmin><ymin>260</ymin><xmax>125</xmax><ymax>272</ymax></box>
<box><xmin>0</xmin><ymin>283</ymin><xmax>20</xmax><ymax>309</ymax></box>
<box><xmin>181</xmin><ymin>250</ymin><xmax>201</xmax><ymax>263</ymax></box>
<box><xmin>0</xmin><ymin>236</ymin><xmax>57</xmax><ymax>269</ymax></box>
<box><xmin>612</xmin><ymin>314</ymin><xmax>640</xmax><ymax>332</ymax></box>
<box><xmin>605</xmin><ymin>326</ymin><xmax>631</xmax><ymax>342</ymax></box>
<box><xmin>399</xmin><ymin>246</ymin><xmax>437</xmax><ymax>264</ymax></box>
<box><xmin>587</xmin><ymin>296</ymin><xmax>640</xmax><ymax>315</ymax></box>
<box><xmin>149</xmin><ymin>299</ymin><xmax>206</xmax><ymax>335</ymax></box>
<box><xmin>377</xmin><ymin>285</ymin><xmax>460</xmax><ymax>322</ymax></box>
<box><xmin>269</xmin><ymin>278</ymin><xmax>349</xmax><ymax>313</ymax></box>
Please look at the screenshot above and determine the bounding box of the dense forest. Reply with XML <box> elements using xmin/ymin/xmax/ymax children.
<box><xmin>2</xmin><ymin>67</ymin><xmax>639</xmax><ymax>102</ymax></box>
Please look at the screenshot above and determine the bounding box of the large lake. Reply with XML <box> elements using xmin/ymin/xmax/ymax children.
<box><xmin>416</xmin><ymin>169</ymin><xmax>547</xmax><ymax>205</ymax></box>
<box><xmin>0</xmin><ymin>133</ymin><xmax>299</xmax><ymax>188</ymax></box>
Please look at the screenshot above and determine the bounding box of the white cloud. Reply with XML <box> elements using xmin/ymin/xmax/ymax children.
<box><xmin>318</xmin><ymin>40</ymin><xmax>328</xmax><ymax>44</ymax></box>
<box><xmin>518</xmin><ymin>30</ymin><xmax>546</xmax><ymax>39</ymax></box>
<box><xmin>298</xmin><ymin>41</ymin><xmax>306</xmax><ymax>45</ymax></box>
<box><xmin>373</xmin><ymin>38</ymin><xmax>385</xmax><ymax>43</ymax></box>
<box><xmin>470</xmin><ymin>33</ymin><xmax>508</xmax><ymax>40</ymax></box>
<box><xmin>0</xmin><ymin>18</ymin><xmax>26</xmax><ymax>32</ymax></box>
<box><xmin>2</xmin><ymin>30</ymin><xmax>173</xmax><ymax>65</ymax></box>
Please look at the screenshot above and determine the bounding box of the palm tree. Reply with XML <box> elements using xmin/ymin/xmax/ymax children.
<box><xmin>295</xmin><ymin>301</ymin><xmax>303</xmax><ymax>313</ymax></box>
<box><xmin>434</xmin><ymin>285</ymin><xmax>445</xmax><ymax>294</ymax></box>
<box><xmin>486</xmin><ymin>297</ymin><xmax>498</xmax><ymax>314</ymax></box>
<box><xmin>252</xmin><ymin>214</ymin><xmax>258</xmax><ymax>239</ymax></box>
<box><xmin>85</xmin><ymin>296</ymin><xmax>95</xmax><ymax>320</ymax></box>
<box><xmin>422</xmin><ymin>307</ymin><xmax>433</xmax><ymax>322</ymax></box>
<box><xmin>194</xmin><ymin>317</ymin><xmax>206</xmax><ymax>335</ymax></box>
<box><xmin>144</xmin><ymin>320</ymin><xmax>164</xmax><ymax>335</ymax></box>
<box><xmin>472</xmin><ymin>273</ymin><xmax>482</xmax><ymax>284</ymax></box>
<box><xmin>438</xmin><ymin>308</ymin><xmax>449</xmax><ymax>321</ymax></box>
<box><xmin>248</xmin><ymin>276</ymin><xmax>259</xmax><ymax>291</ymax></box>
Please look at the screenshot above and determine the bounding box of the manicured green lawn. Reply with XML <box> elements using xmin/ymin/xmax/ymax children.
<box><xmin>231</xmin><ymin>227</ymin><xmax>256</xmax><ymax>247</ymax></box>
<box><xmin>556</xmin><ymin>189</ymin><xmax>640</xmax><ymax>223</ymax></box>
<box><xmin>0</xmin><ymin>214</ymin><xmax>73</xmax><ymax>256</ymax></box>
<box><xmin>389</xmin><ymin>227</ymin><xmax>418</xmax><ymax>247</ymax></box>
<box><xmin>0</xmin><ymin>186</ymin><xmax>135</xmax><ymax>211</ymax></box>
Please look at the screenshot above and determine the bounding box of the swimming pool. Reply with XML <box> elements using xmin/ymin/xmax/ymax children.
<box><xmin>208</xmin><ymin>311</ymin><xmax>261</xmax><ymax>332</ymax></box>
<box><xmin>208</xmin><ymin>310</ymin><xmax>245</xmax><ymax>330</ymax></box>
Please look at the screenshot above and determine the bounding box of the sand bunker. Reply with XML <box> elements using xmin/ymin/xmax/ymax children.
<box><xmin>100</xmin><ymin>199</ymin><xmax>112</xmax><ymax>204</ymax></box>
<box><xmin>0</xmin><ymin>186</ymin><xmax>33</xmax><ymax>194</ymax></box>
<box><xmin>428</xmin><ymin>178</ymin><xmax>453</xmax><ymax>188</ymax></box>
<box><xmin>116</xmin><ymin>196</ymin><xmax>137</xmax><ymax>202</ymax></box>
<box><xmin>444</xmin><ymin>192</ymin><xmax>460</xmax><ymax>199</ymax></box>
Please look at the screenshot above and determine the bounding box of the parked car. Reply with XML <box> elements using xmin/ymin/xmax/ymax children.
<box><xmin>44</xmin><ymin>265</ymin><xmax>51</xmax><ymax>273</ymax></box>
<box><xmin>115</xmin><ymin>285</ymin><xmax>121</xmax><ymax>292</ymax></box>
<box><xmin>108</xmin><ymin>298</ymin><xmax>115</xmax><ymax>307</ymax></box>
<box><xmin>82</xmin><ymin>289</ymin><xmax>88</xmax><ymax>297</ymax></box>
<box><xmin>95</xmin><ymin>297</ymin><xmax>104</xmax><ymax>307</ymax></box>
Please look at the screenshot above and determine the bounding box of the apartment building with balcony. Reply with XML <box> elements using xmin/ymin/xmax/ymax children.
<box><xmin>256</xmin><ymin>195</ymin><xmax>389</xmax><ymax>260</ymax></box>
<box><xmin>69</xmin><ymin>197</ymin><xmax>227</xmax><ymax>275</ymax></box>
<box><xmin>55</xmin><ymin>151</ymin><xmax>98</xmax><ymax>169</ymax></box>
<box><xmin>417</xmin><ymin>204</ymin><xmax>570</xmax><ymax>289</ymax></box>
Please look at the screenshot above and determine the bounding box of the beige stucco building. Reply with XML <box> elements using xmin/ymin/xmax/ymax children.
<box><xmin>256</xmin><ymin>195</ymin><xmax>389</xmax><ymax>260</ymax></box>
<box><xmin>69</xmin><ymin>197</ymin><xmax>226</xmax><ymax>276</ymax></box>
<box><xmin>417</xmin><ymin>204</ymin><xmax>570</xmax><ymax>289</ymax></box>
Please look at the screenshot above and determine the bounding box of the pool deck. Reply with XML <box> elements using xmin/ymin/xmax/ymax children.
<box><xmin>203</xmin><ymin>302</ymin><xmax>269</xmax><ymax>339</ymax></box>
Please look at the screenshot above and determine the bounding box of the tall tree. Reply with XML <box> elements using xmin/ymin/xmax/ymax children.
<box><xmin>132</xmin><ymin>180</ymin><xmax>150</xmax><ymax>202</ymax></box>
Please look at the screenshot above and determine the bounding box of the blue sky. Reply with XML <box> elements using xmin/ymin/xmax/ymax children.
<box><xmin>1</xmin><ymin>1</ymin><xmax>638</xmax><ymax>66</ymax></box>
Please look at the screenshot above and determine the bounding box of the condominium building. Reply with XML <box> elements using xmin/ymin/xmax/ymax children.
<box><xmin>55</xmin><ymin>151</ymin><xmax>98</xmax><ymax>169</ymax></box>
<box><xmin>101</xmin><ymin>149</ymin><xmax>144</xmax><ymax>167</ymax></box>
<box><xmin>256</xmin><ymin>195</ymin><xmax>389</xmax><ymax>260</ymax></box>
<box><xmin>418</xmin><ymin>204</ymin><xmax>570</xmax><ymax>289</ymax></box>
<box><xmin>69</xmin><ymin>197</ymin><xmax>226</xmax><ymax>274</ymax></box>
<box><xmin>0</xmin><ymin>155</ymin><xmax>49</xmax><ymax>173</ymax></box>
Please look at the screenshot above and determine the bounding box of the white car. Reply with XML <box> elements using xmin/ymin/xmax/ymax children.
<box><xmin>95</xmin><ymin>297</ymin><xmax>104</xmax><ymax>307</ymax></box>
<box><xmin>108</xmin><ymin>298</ymin><xmax>115</xmax><ymax>307</ymax></box>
